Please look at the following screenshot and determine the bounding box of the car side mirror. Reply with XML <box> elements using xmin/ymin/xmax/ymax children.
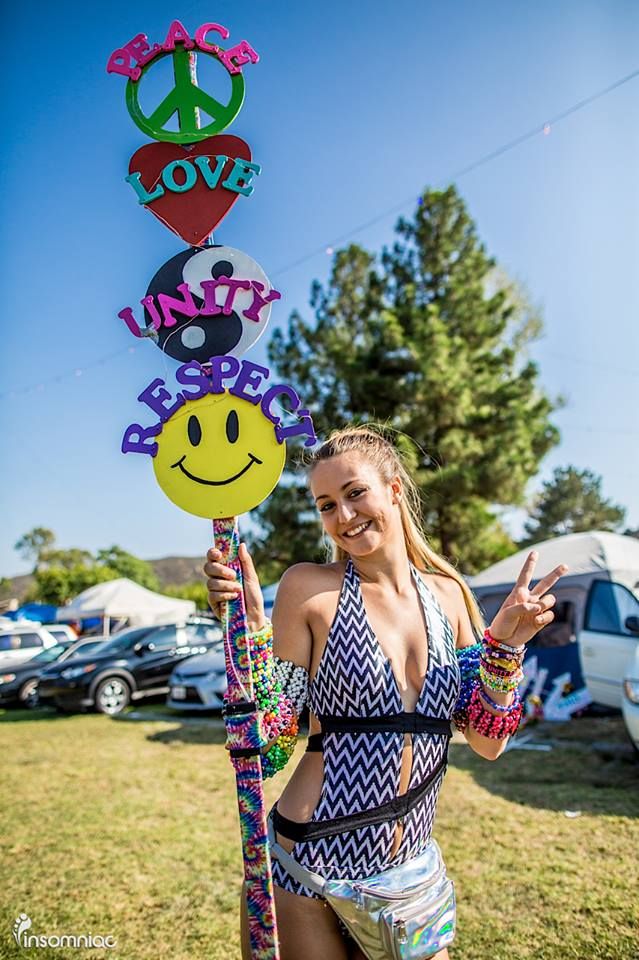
<box><xmin>625</xmin><ymin>615</ymin><xmax>639</xmax><ymax>635</ymax></box>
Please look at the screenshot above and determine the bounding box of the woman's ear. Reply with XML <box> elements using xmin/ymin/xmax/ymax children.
<box><xmin>390</xmin><ymin>475</ymin><xmax>403</xmax><ymax>504</ymax></box>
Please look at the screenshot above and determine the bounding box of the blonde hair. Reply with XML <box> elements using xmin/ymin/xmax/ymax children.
<box><xmin>303</xmin><ymin>424</ymin><xmax>485</xmax><ymax>639</ymax></box>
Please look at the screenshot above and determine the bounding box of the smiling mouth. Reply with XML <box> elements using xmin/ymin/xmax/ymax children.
<box><xmin>343</xmin><ymin>520</ymin><xmax>373</xmax><ymax>538</ymax></box>
<box><xmin>171</xmin><ymin>453</ymin><xmax>263</xmax><ymax>485</ymax></box>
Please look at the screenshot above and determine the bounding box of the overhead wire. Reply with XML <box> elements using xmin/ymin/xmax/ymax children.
<box><xmin>2</xmin><ymin>65</ymin><xmax>638</xmax><ymax>401</ymax></box>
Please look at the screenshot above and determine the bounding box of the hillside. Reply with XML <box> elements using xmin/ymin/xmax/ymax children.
<box><xmin>2</xmin><ymin>556</ymin><xmax>205</xmax><ymax>604</ymax></box>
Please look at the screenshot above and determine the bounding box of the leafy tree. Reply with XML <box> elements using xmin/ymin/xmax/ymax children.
<box><xmin>521</xmin><ymin>466</ymin><xmax>626</xmax><ymax>545</ymax></box>
<box><xmin>14</xmin><ymin>529</ymin><xmax>161</xmax><ymax>605</ymax></box>
<box><xmin>247</xmin><ymin>481</ymin><xmax>326</xmax><ymax>583</ymax></box>
<box><xmin>257</xmin><ymin>185</ymin><xmax>561</xmax><ymax>574</ymax></box>
<box><xmin>0</xmin><ymin>577</ymin><xmax>12</xmax><ymax>601</ymax></box>
<box><xmin>164</xmin><ymin>581</ymin><xmax>210</xmax><ymax>610</ymax></box>
<box><xmin>38</xmin><ymin>548</ymin><xmax>94</xmax><ymax>569</ymax></box>
<box><xmin>29</xmin><ymin>563</ymin><xmax>116</xmax><ymax>607</ymax></box>
<box><xmin>95</xmin><ymin>546</ymin><xmax>160</xmax><ymax>591</ymax></box>
<box><xmin>14</xmin><ymin>527</ymin><xmax>55</xmax><ymax>565</ymax></box>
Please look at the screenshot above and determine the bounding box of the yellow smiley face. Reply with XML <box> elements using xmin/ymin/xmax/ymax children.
<box><xmin>152</xmin><ymin>392</ymin><xmax>286</xmax><ymax>518</ymax></box>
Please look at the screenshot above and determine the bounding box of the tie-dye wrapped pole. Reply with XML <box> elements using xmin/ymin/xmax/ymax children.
<box><xmin>214</xmin><ymin>516</ymin><xmax>280</xmax><ymax>960</ymax></box>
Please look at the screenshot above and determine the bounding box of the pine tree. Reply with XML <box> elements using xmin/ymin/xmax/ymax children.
<box><xmin>249</xmin><ymin>186</ymin><xmax>561</xmax><ymax>576</ymax></box>
<box><xmin>521</xmin><ymin>466</ymin><xmax>626</xmax><ymax>544</ymax></box>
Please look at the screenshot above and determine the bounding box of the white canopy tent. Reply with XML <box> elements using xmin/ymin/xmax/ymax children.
<box><xmin>57</xmin><ymin>578</ymin><xmax>196</xmax><ymax>632</ymax></box>
<box><xmin>468</xmin><ymin>531</ymin><xmax>639</xmax><ymax>593</ymax></box>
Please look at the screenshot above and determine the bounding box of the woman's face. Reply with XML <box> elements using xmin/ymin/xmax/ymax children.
<box><xmin>310</xmin><ymin>452</ymin><xmax>401</xmax><ymax>555</ymax></box>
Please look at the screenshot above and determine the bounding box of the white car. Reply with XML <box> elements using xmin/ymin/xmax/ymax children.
<box><xmin>622</xmin><ymin>646</ymin><xmax>639</xmax><ymax>753</ymax></box>
<box><xmin>167</xmin><ymin>646</ymin><xmax>227</xmax><ymax>711</ymax></box>
<box><xmin>0</xmin><ymin>624</ymin><xmax>59</xmax><ymax>665</ymax></box>
<box><xmin>43</xmin><ymin>624</ymin><xmax>78</xmax><ymax>644</ymax></box>
<box><xmin>578</xmin><ymin>579</ymin><xmax>639</xmax><ymax>708</ymax></box>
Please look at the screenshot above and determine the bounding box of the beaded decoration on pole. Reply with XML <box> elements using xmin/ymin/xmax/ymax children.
<box><xmin>248</xmin><ymin>620</ymin><xmax>302</xmax><ymax>777</ymax></box>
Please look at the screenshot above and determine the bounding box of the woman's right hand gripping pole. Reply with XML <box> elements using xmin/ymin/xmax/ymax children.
<box><xmin>204</xmin><ymin>541</ymin><xmax>266</xmax><ymax>633</ymax></box>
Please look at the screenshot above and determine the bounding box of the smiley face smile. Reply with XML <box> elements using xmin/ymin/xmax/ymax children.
<box><xmin>171</xmin><ymin>452</ymin><xmax>263</xmax><ymax>485</ymax></box>
<box><xmin>152</xmin><ymin>392</ymin><xmax>286</xmax><ymax>519</ymax></box>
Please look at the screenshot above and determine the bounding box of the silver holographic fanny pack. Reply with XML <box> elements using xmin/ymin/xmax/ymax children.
<box><xmin>267</xmin><ymin>815</ymin><xmax>456</xmax><ymax>960</ymax></box>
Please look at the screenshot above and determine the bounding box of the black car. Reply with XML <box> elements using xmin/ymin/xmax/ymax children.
<box><xmin>0</xmin><ymin>638</ymin><xmax>108</xmax><ymax>709</ymax></box>
<box><xmin>37</xmin><ymin>620</ymin><xmax>222</xmax><ymax>716</ymax></box>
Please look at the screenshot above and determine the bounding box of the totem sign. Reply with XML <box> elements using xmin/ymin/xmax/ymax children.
<box><xmin>108</xmin><ymin>18</ymin><xmax>317</xmax><ymax>959</ymax></box>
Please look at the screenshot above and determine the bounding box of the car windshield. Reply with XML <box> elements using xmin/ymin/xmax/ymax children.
<box><xmin>69</xmin><ymin>641</ymin><xmax>105</xmax><ymax>657</ymax></box>
<box><xmin>30</xmin><ymin>643</ymin><xmax>69</xmax><ymax>663</ymax></box>
<box><xmin>96</xmin><ymin>627</ymin><xmax>156</xmax><ymax>655</ymax></box>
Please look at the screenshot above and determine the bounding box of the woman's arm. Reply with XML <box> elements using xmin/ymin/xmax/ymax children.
<box><xmin>453</xmin><ymin>550</ymin><xmax>567</xmax><ymax>759</ymax></box>
<box><xmin>270</xmin><ymin>564</ymin><xmax>314</xmax><ymax>672</ymax></box>
<box><xmin>204</xmin><ymin>547</ymin><xmax>315</xmax><ymax>777</ymax></box>
<box><xmin>249</xmin><ymin>562</ymin><xmax>315</xmax><ymax>776</ymax></box>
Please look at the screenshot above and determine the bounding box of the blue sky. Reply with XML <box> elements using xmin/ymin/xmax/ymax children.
<box><xmin>2</xmin><ymin>1</ymin><xmax>638</xmax><ymax>577</ymax></box>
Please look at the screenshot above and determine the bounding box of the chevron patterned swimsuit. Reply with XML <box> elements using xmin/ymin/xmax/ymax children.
<box><xmin>270</xmin><ymin>556</ymin><xmax>461</xmax><ymax>900</ymax></box>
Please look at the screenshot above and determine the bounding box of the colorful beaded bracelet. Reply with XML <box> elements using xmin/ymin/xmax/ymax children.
<box><xmin>479</xmin><ymin>662</ymin><xmax>524</xmax><ymax>694</ymax></box>
<box><xmin>483</xmin><ymin>628</ymin><xmax>526</xmax><ymax>655</ymax></box>
<box><xmin>481</xmin><ymin>644</ymin><xmax>523</xmax><ymax>664</ymax></box>
<box><xmin>480</xmin><ymin>655</ymin><xmax>521</xmax><ymax>675</ymax></box>
<box><xmin>476</xmin><ymin>682</ymin><xmax>521</xmax><ymax>714</ymax></box>
<box><xmin>467</xmin><ymin>682</ymin><xmax>523</xmax><ymax>739</ymax></box>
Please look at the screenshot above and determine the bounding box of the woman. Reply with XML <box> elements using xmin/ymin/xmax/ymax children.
<box><xmin>204</xmin><ymin>426</ymin><xmax>567</xmax><ymax>960</ymax></box>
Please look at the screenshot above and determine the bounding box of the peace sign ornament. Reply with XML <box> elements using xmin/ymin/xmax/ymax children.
<box><xmin>107</xmin><ymin>20</ymin><xmax>259</xmax><ymax>143</ymax></box>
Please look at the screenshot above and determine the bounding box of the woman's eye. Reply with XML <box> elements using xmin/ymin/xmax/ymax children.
<box><xmin>319</xmin><ymin>503</ymin><xmax>333</xmax><ymax>513</ymax></box>
<box><xmin>349</xmin><ymin>488</ymin><xmax>365</xmax><ymax>497</ymax></box>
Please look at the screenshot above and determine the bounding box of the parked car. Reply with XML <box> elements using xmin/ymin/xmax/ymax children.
<box><xmin>622</xmin><ymin>647</ymin><xmax>639</xmax><ymax>754</ymax></box>
<box><xmin>167</xmin><ymin>582</ymin><xmax>280</xmax><ymax>712</ymax></box>
<box><xmin>578</xmin><ymin>579</ymin><xmax>639</xmax><ymax>708</ymax></box>
<box><xmin>0</xmin><ymin>624</ymin><xmax>58</xmax><ymax>666</ymax></box>
<box><xmin>167</xmin><ymin>647</ymin><xmax>227</xmax><ymax>711</ymax></box>
<box><xmin>43</xmin><ymin>624</ymin><xmax>79</xmax><ymax>644</ymax></box>
<box><xmin>0</xmin><ymin>637</ymin><xmax>109</xmax><ymax>709</ymax></box>
<box><xmin>38</xmin><ymin>619</ymin><xmax>222</xmax><ymax>716</ymax></box>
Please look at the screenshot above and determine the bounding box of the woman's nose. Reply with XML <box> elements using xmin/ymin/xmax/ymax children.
<box><xmin>336</xmin><ymin>500</ymin><xmax>358</xmax><ymax>524</ymax></box>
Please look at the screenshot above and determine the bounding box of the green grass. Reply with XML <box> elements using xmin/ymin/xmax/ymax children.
<box><xmin>1</xmin><ymin>706</ymin><xmax>637</xmax><ymax>960</ymax></box>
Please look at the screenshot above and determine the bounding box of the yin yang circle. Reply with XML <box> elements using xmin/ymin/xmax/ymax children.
<box><xmin>143</xmin><ymin>245</ymin><xmax>277</xmax><ymax>364</ymax></box>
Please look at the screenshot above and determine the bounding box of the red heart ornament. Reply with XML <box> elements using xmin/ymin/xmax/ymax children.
<box><xmin>128</xmin><ymin>135</ymin><xmax>253</xmax><ymax>245</ymax></box>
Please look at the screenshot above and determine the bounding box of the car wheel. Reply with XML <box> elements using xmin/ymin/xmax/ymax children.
<box><xmin>18</xmin><ymin>679</ymin><xmax>40</xmax><ymax>709</ymax></box>
<box><xmin>95</xmin><ymin>677</ymin><xmax>131</xmax><ymax>716</ymax></box>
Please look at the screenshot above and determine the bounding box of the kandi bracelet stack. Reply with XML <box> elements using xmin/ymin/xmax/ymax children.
<box><xmin>453</xmin><ymin>630</ymin><xmax>524</xmax><ymax>738</ymax></box>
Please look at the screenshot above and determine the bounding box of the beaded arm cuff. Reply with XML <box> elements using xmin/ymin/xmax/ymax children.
<box><xmin>273</xmin><ymin>657</ymin><xmax>310</xmax><ymax>716</ymax></box>
<box><xmin>452</xmin><ymin>642</ymin><xmax>482</xmax><ymax>733</ymax></box>
<box><xmin>247</xmin><ymin>620</ymin><xmax>309</xmax><ymax>779</ymax></box>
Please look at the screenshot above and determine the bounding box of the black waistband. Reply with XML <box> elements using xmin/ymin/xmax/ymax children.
<box><xmin>318</xmin><ymin>712</ymin><xmax>452</xmax><ymax>736</ymax></box>
<box><xmin>272</xmin><ymin>744</ymin><xmax>449</xmax><ymax>842</ymax></box>
<box><xmin>305</xmin><ymin>714</ymin><xmax>452</xmax><ymax>753</ymax></box>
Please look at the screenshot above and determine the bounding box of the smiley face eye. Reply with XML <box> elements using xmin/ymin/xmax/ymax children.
<box><xmin>188</xmin><ymin>415</ymin><xmax>202</xmax><ymax>446</ymax></box>
<box><xmin>226</xmin><ymin>410</ymin><xmax>239</xmax><ymax>443</ymax></box>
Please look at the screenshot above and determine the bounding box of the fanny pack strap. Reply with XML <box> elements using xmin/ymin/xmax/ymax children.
<box><xmin>267</xmin><ymin>815</ymin><xmax>327</xmax><ymax>896</ymax></box>
<box><xmin>272</xmin><ymin>747</ymin><xmax>448</xmax><ymax>842</ymax></box>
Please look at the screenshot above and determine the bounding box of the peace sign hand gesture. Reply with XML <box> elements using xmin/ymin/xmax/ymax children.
<box><xmin>488</xmin><ymin>550</ymin><xmax>569</xmax><ymax>647</ymax></box>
